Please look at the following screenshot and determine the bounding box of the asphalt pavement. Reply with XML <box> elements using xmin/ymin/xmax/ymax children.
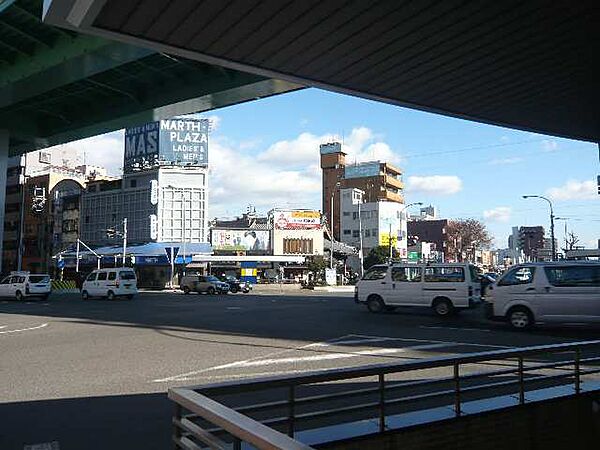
<box><xmin>1</xmin><ymin>290</ymin><xmax>598</xmax><ymax>449</ymax></box>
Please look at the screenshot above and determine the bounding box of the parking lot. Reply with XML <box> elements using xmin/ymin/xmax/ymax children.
<box><xmin>1</xmin><ymin>290</ymin><xmax>598</xmax><ymax>449</ymax></box>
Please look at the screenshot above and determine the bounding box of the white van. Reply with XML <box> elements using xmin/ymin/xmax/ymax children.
<box><xmin>0</xmin><ymin>272</ymin><xmax>52</xmax><ymax>300</ymax></box>
<box><xmin>485</xmin><ymin>262</ymin><xmax>600</xmax><ymax>329</ymax></box>
<box><xmin>81</xmin><ymin>268</ymin><xmax>138</xmax><ymax>300</ymax></box>
<box><xmin>355</xmin><ymin>263</ymin><xmax>482</xmax><ymax>316</ymax></box>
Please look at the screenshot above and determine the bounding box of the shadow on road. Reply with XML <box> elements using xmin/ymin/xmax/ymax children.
<box><xmin>0</xmin><ymin>393</ymin><xmax>170</xmax><ymax>450</ymax></box>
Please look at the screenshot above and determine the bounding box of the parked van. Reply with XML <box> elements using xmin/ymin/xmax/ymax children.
<box><xmin>355</xmin><ymin>263</ymin><xmax>482</xmax><ymax>316</ymax></box>
<box><xmin>485</xmin><ymin>262</ymin><xmax>600</xmax><ymax>329</ymax></box>
<box><xmin>81</xmin><ymin>268</ymin><xmax>138</xmax><ymax>300</ymax></box>
<box><xmin>0</xmin><ymin>272</ymin><xmax>51</xmax><ymax>300</ymax></box>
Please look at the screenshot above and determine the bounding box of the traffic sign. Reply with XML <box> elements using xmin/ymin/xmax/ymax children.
<box><xmin>56</xmin><ymin>259</ymin><xmax>65</xmax><ymax>269</ymax></box>
<box><xmin>165</xmin><ymin>246</ymin><xmax>179</xmax><ymax>263</ymax></box>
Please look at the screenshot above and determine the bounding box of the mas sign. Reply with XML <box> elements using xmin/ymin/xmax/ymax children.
<box><xmin>124</xmin><ymin>118</ymin><xmax>209</xmax><ymax>173</ymax></box>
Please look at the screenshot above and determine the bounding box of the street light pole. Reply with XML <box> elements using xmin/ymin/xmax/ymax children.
<box><xmin>522</xmin><ymin>195</ymin><xmax>556</xmax><ymax>261</ymax></box>
<box><xmin>357</xmin><ymin>192</ymin><xmax>364</xmax><ymax>277</ymax></box>
<box><xmin>329</xmin><ymin>182</ymin><xmax>340</xmax><ymax>270</ymax></box>
<box><xmin>330</xmin><ymin>191</ymin><xmax>334</xmax><ymax>269</ymax></box>
<box><xmin>398</xmin><ymin>202</ymin><xmax>423</xmax><ymax>261</ymax></box>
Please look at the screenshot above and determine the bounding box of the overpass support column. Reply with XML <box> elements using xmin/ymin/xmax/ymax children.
<box><xmin>0</xmin><ymin>130</ymin><xmax>7</xmax><ymax>273</ymax></box>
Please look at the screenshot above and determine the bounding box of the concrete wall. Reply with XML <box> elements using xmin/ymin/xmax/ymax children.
<box><xmin>317</xmin><ymin>392</ymin><xmax>600</xmax><ymax>450</ymax></box>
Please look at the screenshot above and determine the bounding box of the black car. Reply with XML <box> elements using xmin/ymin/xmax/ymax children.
<box><xmin>218</xmin><ymin>275</ymin><xmax>252</xmax><ymax>293</ymax></box>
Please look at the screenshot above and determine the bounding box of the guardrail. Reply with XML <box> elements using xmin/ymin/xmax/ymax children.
<box><xmin>170</xmin><ymin>340</ymin><xmax>600</xmax><ymax>449</ymax></box>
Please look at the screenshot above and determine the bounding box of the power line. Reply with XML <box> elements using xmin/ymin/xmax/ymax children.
<box><xmin>402</xmin><ymin>138</ymin><xmax>552</xmax><ymax>159</ymax></box>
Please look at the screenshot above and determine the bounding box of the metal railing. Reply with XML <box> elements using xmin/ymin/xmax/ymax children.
<box><xmin>170</xmin><ymin>340</ymin><xmax>600</xmax><ymax>449</ymax></box>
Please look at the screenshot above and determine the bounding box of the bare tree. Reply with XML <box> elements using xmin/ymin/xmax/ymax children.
<box><xmin>446</xmin><ymin>218</ymin><xmax>493</xmax><ymax>262</ymax></box>
<box><xmin>564</xmin><ymin>231</ymin><xmax>580</xmax><ymax>251</ymax></box>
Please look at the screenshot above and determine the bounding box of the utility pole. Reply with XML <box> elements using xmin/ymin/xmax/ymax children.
<box><xmin>357</xmin><ymin>194</ymin><xmax>364</xmax><ymax>277</ymax></box>
<box><xmin>17</xmin><ymin>153</ymin><xmax>27</xmax><ymax>271</ymax></box>
<box><xmin>76</xmin><ymin>237</ymin><xmax>80</xmax><ymax>273</ymax></box>
<box><xmin>388</xmin><ymin>222</ymin><xmax>393</xmax><ymax>261</ymax></box>
<box><xmin>122</xmin><ymin>218</ymin><xmax>127</xmax><ymax>267</ymax></box>
<box><xmin>329</xmin><ymin>182</ymin><xmax>340</xmax><ymax>269</ymax></box>
<box><xmin>330</xmin><ymin>192</ymin><xmax>334</xmax><ymax>269</ymax></box>
<box><xmin>522</xmin><ymin>195</ymin><xmax>556</xmax><ymax>261</ymax></box>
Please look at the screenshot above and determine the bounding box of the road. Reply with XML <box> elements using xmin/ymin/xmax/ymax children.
<box><xmin>1</xmin><ymin>291</ymin><xmax>598</xmax><ymax>449</ymax></box>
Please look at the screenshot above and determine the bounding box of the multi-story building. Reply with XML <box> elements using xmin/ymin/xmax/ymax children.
<box><xmin>77</xmin><ymin>118</ymin><xmax>210</xmax><ymax>287</ymax></box>
<box><xmin>80</xmin><ymin>118</ymin><xmax>209</xmax><ymax>247</ymax></box>
<box><xmin>339</xmin><ymin>188</ymin><xmax>407</xmax><ymax>258</ymax></box>
<box><xmin>518</xmin><ymin>226</ymin><xmax>545</xmax><ymax>261</ymax></box>
<box><xmin>2</xmin><ymin>149</ymin><xmax>92</xmax><ymax>274</ymax></box>
<box><xmin>407</xmin><ymin>218</ymin><xmax>449</xmax><ymax>260</ymax></box>
<box><xmin>320</xmin><ymin>142</ymin><xmax>404</xmax><ymax>240</ymax></box>
<box><xmin>80</xmin><ymin>166</ymin><xmax>209</xmax><ymax>247</ymax></box>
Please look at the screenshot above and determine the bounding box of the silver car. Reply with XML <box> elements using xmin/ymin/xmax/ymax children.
<box><xmin>180</xmin><ymin>275</ymin><xmax>229</xmax><ymax>295</ymax></box>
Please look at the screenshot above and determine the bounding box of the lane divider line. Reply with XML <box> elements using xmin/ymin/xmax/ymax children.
<box><xmin>0</xmin><ymin>323</ymin><xmax>48</xmax><ymax>335</ymax></box>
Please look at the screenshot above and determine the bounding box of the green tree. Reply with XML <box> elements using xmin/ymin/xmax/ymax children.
<box><xmin>307</xmin><ymin>256</ymin><xmax>328</xmax><ymax>280</ymax></box>
<box><xmin>364</xmin><ymin>246</ymin><xmax>398</xmax><ymax>269</ymax></box>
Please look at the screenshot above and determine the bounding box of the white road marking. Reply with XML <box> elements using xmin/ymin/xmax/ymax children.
<box><xmin>152</xmin><ymin>334</ymin><xmax>513</xmax><ymax>383</ymax></box>
<box><xmin>420</xmin><ymin>326</ymin><xmax>491</xmax><ymax>332</ymax></box>
<box><xmin>0</xmin><ymin>323</ymin><xmax>49</xmax><ymax>335</ymax></box>
<box><xmin>226</xmin><ymin>307</ymin><xmax>242</xmax><ymax>310</ymax></box>
<box><xmin>349</xmin><ymin>334</ymin><xmax>509</xmax><ymax>349</ymax></box>
<box><xmin>201</xmin><ymin>343</ymin><xmax>453</xmax><ymax>369</ymax></box>
<box><xmin>153</xmin><ymin>334</ymin><xmax>357</xmax><ymax>382</ymax></box>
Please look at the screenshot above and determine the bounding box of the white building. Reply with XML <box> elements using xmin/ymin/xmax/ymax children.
<box><xmin>339</xmin><ymin>188</ymin><xmax>407</xmax><ymax>258</ymax></box>
<box><xmin>80</xmin><ymin>166</ymin><xmax>208</xmax><ymax>246</ymax></box>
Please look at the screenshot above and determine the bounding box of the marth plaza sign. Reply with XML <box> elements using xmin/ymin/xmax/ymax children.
<box><xmin>123</xmin><ymin>118</ymin><xmax>209</xmax><ymax>173</ymax></box>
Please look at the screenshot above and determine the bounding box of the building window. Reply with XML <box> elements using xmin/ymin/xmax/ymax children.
<box><xmin>352</xmin><ymin>212</ymin><xmax>358</xmax><ymax>220</ymax></box>
<box><xmin>283</xmin><ymin>238</ymin><xmax>313</xmax><ymax>254</ymax></box>
<box><xmin>372</xmin><ymin>228</ymin><xmax>378</xmax><ymax>236</ymax></box>
<box><xmin>343</xmin><ymin>229</ymin><xmax>351</xmax><ymax>235</ymax></box>
<box><xmin>364</xmin><ymin>229</ymin><xmax>371</xmax><ymax>237</ymax></box>
<box><xmin>352</xmin><ymin>230</ymin><xmax>360</xmax><ymax>238</ymax></box>
<box><xmin>343</xmin><ymin>211</ymin><xmax>350</xmax><ymax>217</ymax></box>
<box><xmin>130</xmin><ymin>179</ymin><xmax>137</xmax><ymax>188</ymax></box>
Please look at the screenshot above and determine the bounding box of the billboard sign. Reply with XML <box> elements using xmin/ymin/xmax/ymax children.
<box><xmin>211</xmin><ymin>229</ymin><xmax>270</xmax><ymax>251</ymax></box>
<box><xmin>344</xmin><ymin>161</ymin><xmax>380</xmax><ymax>179</ymax></box>
<box><xmin>273</xmin><ymin>210</ymin><xmax>321</xmax><ymax>230</ymax></box>
<box><xmin>159</xmin><ymin>119</ymin><xmax>208</xmax><ymax>166</ymax></box>
<box><xmin>124</xmin><ymin>118</ymin><xmax>208</xmax><ymax>173</ymax></box>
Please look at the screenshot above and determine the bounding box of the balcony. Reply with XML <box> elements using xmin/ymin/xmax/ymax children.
<box><xmin>380</xmin><ymin>190</ymin><xmax>404</xmax><ymax>204</ymax></box>
<box><xmin>384</xmin><ymin>175</ymin><xmax>404</xmax><ymax>190</ymax></box>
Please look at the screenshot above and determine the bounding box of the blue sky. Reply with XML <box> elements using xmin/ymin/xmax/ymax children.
<box><xmin>70</xmin><ymin>87</ymin><xmax>599</xmax><ymax>249</ymax></box>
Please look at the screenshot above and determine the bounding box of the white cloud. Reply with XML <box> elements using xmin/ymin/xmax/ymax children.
<box><xmin>489</xmin><ymin>157</ymin><xmax>523</xmax><ymax>165</ymax></box>
<box><xmin>257</xmin><ymin>132</ymin><xmax>322</xmax><ymax>166</ymax></box>
<box><xmin>210</xmin><ymin>125</ymin><xmax>402</xmax><ymax>217</ymax></box>
<box><xmin>547</xmin><ymin>179</ymin><xmax>597</xmax><ymax>201</ymax></box>
<box><xmin>405</xmin><ymin>175</ymin><xmax>462</xmax><ymax>196</ymax></box>
<box><xmin>256</xmin><ymin>126</ymin><xmax>402</xmax><ymax>169</ymax></box>
<box><xmin>483</xmin><ymin>206</ymin><xmax>512</xmax><ymax>223</ymax></box>
<box><xmin>206</xmin><ymin>115</ymin><xmax>221</xmax><ymax>131</ymax></box>
<box><xmin>209</xmin><ymin>137</ymin><xmax>321</xmax><ymax>218</ymax></box>
<box><xmin>541</xmin><ymin>139</ymin><xmax>558</xmax><ymax>152</ymax></box>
